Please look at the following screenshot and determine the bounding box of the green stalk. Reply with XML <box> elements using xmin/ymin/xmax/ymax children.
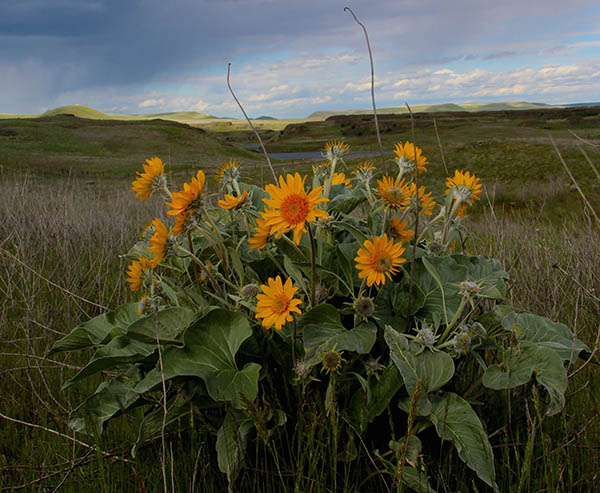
<box><xmin>308</xmin><ymin>224</ymin><xmax>318</xmax><ymax>307</ymax></box>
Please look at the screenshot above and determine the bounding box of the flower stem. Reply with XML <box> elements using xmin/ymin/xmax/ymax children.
<box><xmin>308</xmin><ymin>224</ymin><xmax>317</xmax><ymax>307</ymax></box>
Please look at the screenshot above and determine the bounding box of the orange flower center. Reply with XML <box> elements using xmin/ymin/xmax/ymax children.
<box><xmin>281</xmin><ymin>194</ymin><xmax>309</xmax><ymax>225</ymax></box>
<box><xmin>373</xmin><ymin>253</ymin><xmax>393</xmax><ymax>272</ymax></box>
<box><xmin>272</xmin><ymin>294</ymin><xmax>290</xmax><ymax>314</ymax></box>
<box><xmin>385</xmin><ymin>187</ymin><xmax>405</xmax><ymax>204</ymax></box>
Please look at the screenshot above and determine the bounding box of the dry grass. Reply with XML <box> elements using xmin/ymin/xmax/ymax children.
<box><xmin>1</xmin><ymin>168</ymin><xmax>599</xmax><ymax>490</ymax></box>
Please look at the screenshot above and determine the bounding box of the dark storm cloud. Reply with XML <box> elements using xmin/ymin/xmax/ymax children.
<box><xmin>1</xmin><ymin>0</ymin><xmax>598</xmax><ymax>113</ymax></box>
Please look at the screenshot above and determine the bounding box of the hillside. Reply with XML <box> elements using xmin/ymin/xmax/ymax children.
<box><xmin>308</xmin><ymin>101</ymin><xmax>556</xmax><ymax>118</ymax></box>
<box><xmin>0</xmin><ymin>114</ymin><xmax>261</xmax><ymax>177</ymax></box>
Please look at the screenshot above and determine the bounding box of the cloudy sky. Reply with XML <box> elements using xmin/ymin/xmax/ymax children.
<box><xmin>1</xmin><ymin>0</ymin><xmax>599</xmax><ymax>118</ymax></box>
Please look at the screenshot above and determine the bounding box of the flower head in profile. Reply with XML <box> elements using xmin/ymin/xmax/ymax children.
<box><xmin>255</xmin><ymin>276</ymin><xmax>302</xmax><ymax>331</ymax></box>
<box><xmin>132</xmin><ymin>157</ymin><xmax>167</xmax><ymax>201</ymax></box>
<box><xmin>377</xmin><ymin>176</ymin><xmax>412</xmax><ymax>209</ymax></box>
<box><xmin>262</xmin><ymin>173</ymin><xmax>329</xmax><ymax>244</ymax></box>
<box><xmin>248</xmin><ymin>212</ymin><xmax>273</xmax><ymax>250</ymax></box>
<box><xmin>166</xmin><ymin>170</ymin><xmax>206</xmax><ymax>217</ymax></box>
<box><xmin>445</xmin><ymin>170</ymin><xmax>482</xmax><ymax>208</ymax></box>
<box><xmin>149</xmin><ymin>218</ymin><xmax>171</xmax><ymax>267</ymax></box>
<box><xmin>126</xmin><ymin>257</ymin><xmax>154</xmax><ymax>292</ymax></box>
<box><xmin>354</xmin><ymin>160</ymin><xmax>375</xmax><ymax>179</ymax></box>
<box><xmin>408</xmin><ymin>184</ymin><xmax>436</xmax><ymax>216</ymax></box>
<box><xmin>355</xmin><ymin>234</ymin><xmax>406</xmax><ymax>287</ymax></box>
<box><xmin>332</xmin><ymin>172</ymin><xmax>352</xmax><ymax>188</ymax></box>
<box><xmin>218</xmin><ymin>189</ymin><xmax>248</xmax><ymax>210</ymax></box>
<box><xmin>390</xmin><ymin>218</ymin><xmax>415</xmax><ymax>242</ymax></box>
<box><xmin>216</xmin><ymin>158</ymin><xmax>240</xmax><ymax>182</ymax></box>
<box><xmin>323</xmin><ymin>140</ymin><xmax>350</xmax><ymax>162</ymax></box>
<box><xmin>394</xmin><ymin>141</ymin><xmax>428</xmax><ymax>176</ymax></box>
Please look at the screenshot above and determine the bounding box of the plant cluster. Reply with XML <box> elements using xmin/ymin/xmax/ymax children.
<box><xmin>49</xmin><ymin>142</ymin><xmax>589</xmax><ymax>491</ymax></box>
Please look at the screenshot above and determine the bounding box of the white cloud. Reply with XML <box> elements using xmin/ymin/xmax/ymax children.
<box><xmin>139</xmin><ymin>98</ymin><xmax>165</xmax><ymax>108</ymax></box>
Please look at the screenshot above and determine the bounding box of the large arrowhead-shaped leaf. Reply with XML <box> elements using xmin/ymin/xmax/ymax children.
<box><xmin>347</xmin><ymin>365</ymin><xmax>404</xmax><ymax>433</ymax></box>
<box><xmin>47</xmin><ymin>304</ymin><xmax>142</xmax><ymax>355</ymax></box>
<box><xmin>385</xmin><ymin>326</ymin><xmax>454</xmax><ymax>395</ymax></box>
<box><xmin>502</xmin><ymin>312</ymin><xmax>589</xmax><ymax>362</ymax></box>
<box><xmin>70</xmin><ymin>369</ymin><xmax>142</xmax><ymax>434</ymax></box>
<box><xmin>429</xmin><ymin>393</ymin><xmax>497</xmax><ymax>491</ymax></box>
<box><xmin>483</xmin><ymin>341</ymin><xmax>568</xmax><ymax>415</ymax></box>
<box><xmin>300</xmin><ymin>304</ymin><xmax>377</xmax><ymax>366</ymax></box>
<box><xmin>216</xmin><ymin>411</ymin><xmax>254</xmax><ymax>489</ymax></box>
<box><xmin>65</xmin><ymin>335</ymin><xmax>156</xmax><ymax>387</ymax></box>
<box><xmin>125</xmin><ymin>307</ymin><xmax>196</xmax><ymax>344</ymax></box>
<box><xmin>134</xmin><ymin>309</ymin><xmax>259</xmax><ymax>407</ymax></box>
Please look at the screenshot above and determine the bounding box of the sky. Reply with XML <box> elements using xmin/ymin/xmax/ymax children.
<box><xmin>1</xmin><ymin>0</ymin><xmax>599</xmax><ymax>119</ymax></box>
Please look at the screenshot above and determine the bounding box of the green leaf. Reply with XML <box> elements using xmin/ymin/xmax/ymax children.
<box><xmin>385</xmin><ymin>326</ymin><xmax>454</xmax><ymax>395</ymax></box>
<box><xmin>332</xmin><ymin>220</ymin><xmax>368</xmax><ymax>245</ymax></box>
<box><xmin>126</xmin><ymin>307</ymin><xmax>196</xmax><ymax>344</ymax></box>
<box><xmin>134</xmin><ymin>309</ymin><xmax>259</xmax><ymax>408</ymax></box>
<box><xmin>283</xmin><ymin>254</ymin><xmax>308</xmax><ymax>295</ymax></box>
<box><xmin>401</xmin><ymin>465</ymin><xmax>437</xmax><ymax>493</ymax></box>
<box><xmin>328</xmin><ymin>193</ymin><xmax>366</xmax><ymax>215</ymax></box>
<box><xmin>347</xmin><ymin>365</ymin><xmax>404</xmax><ymax>433</ymax></box>
<box><xmin>301</xmin><ymin>304</ymin><xmax>376</xmax><ymax>366</ymax></box>
<box><xmin>47</xmin><ymin>304</ymin><xmax>142</xmax><ymax>355</ymax></box>
<box><xmin>429</xmin><ymin>393</ymin><xmax>497</xmax><ymax>491</ymax></box>
<box><xmin>413</xmin><ymin>257</ymin><xmax>466</xmax><ymax>324</ymax></box>
<box><xmin>374</xmin><ymin>280</ymin><xmax>425</xmax><ymax>331</ymax></box>
<box><xmin>65</xmin><ymin>336</ymin><xmax>156</xmax><ymax>387</ymax></box>
<box><xmin>70</xmin><ymin>369</ymin><xmax>142</xmax><ymax>434</ymax></box>
<box><xmin>451</xmin><ymin>255</ymin><xmax>508</xmax><ymax>300</ymax></box>
<box><xmin>483</xmin><ymin>341</ymin><xmax>568</xmax><ymax>416</ymax></box>
<box><xmin>216</xmin><ymin>411</ymin><xmax>254</xmax><ymax>488</ymax></box>
<box><xmin>502</xmin><ymin>312</ymin><xmax>590</xmax><ymax>362</ymax></box>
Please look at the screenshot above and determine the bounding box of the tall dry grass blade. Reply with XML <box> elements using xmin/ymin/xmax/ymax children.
<box><xmin>568</xmin><ymin>129</ymin><xmax>599</xmax><ymax>148</ymax></box>
<box><xmin>344</xmin><ymin>7</ymin><xmax>386</xmax><ymax>173</ymax></box>
<box><xmin>433</xmin><ymin>118</ymin><xmax>449</xmax><ymax>175</ymax></box>
<box><xmin>0</xmin><ymin>247</ymin><xmax>108</xmax><ymax>310</ymax></box>
<box><xmin>551</xmin><ymin>137</ymin><xmax>600</xmax><ymax>225</ymax></box>
<box><xmin>578</xmin><ymin>146</ymin><xmax>600</xmax><ymax>184</ymax></box>
<box><xmin>226</xmin><ymin>63</ymin><xmax>276</xmax><ymax>183</ymax></box>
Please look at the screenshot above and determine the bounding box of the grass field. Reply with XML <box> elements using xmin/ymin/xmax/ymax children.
<box><xmin>1</xmin><ymin>107</ymin><xmax>599</xmax><ymax>491</ymax></box>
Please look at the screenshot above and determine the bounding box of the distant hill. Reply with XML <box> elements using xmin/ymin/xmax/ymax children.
<box><xmin>308</xmin><ymin>101</ymin><xmax>557</xmax><ymax>118</ymax></box>
<box><xmin>41</xmin><ymin>105</ymin><xmax>119</xmax><ymax>119</ymax></box>
<box><xmin>562</xmin><ymin>102</ymin><xmax>600</xmax><ymax>108</ymax></box>
<box><xmin>255</xmin><ymin>116</ymin><xmax>277</xmax><ymax>120</ymax></box>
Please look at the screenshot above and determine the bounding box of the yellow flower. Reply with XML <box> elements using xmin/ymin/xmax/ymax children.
<box><xmin>262</xmin><ymin>173</ymin><xmax>329</xmax><ymax>244</ymax></box>
<box><xmin>216</xmin><ymin>158</ymin><xmax>239</xmax><ymax>182</ymax></box>
<box><xmin>355</xmin><ymin>234</ymin><xmax>406</xmax><ymax>287</ymax></box>
<box><xmin>390</xmin><ymin>218</ymin><xmax>415</xmax><ymax>242</ymax></box>
<box><xmin>248</xmin><ymin>212</ymin><xmax>272</xmax><ymax>250</ymax></box>
<box><xmin>172</xmin><ymin>211</ymin><xmax>188</xmax><ymax>236</ymax></box>
<box><xmin>218</xmin><ymin>189</ymin><xmax>248</xmax><ymax>210</ymax></box>
<box><xmin>394</xmin><ymin>141</ymin><xmax>427</xmax><ymax>175</ymax></box>
<box><xmin>126</xmin><ymin>257</ymin><xmax>153</xmax><ymax>292</ymax></box>
<box><xmin>332</xmin><ymin>172</ymin><xmax>352</xmax><ymax>188</ymax></box>
<box><xmin>377</xmin><ymin>176</ymin><xmax>412</xmax><ymax>209</ymax></box>
<box><xmin>255</xmin><ymin>276</ymin><xmax>302</xmax><ymax>331</ymax></box>
<box><xmin>166</xmin><ymin>170</ymin><xmax>206</xmax><ymax>217</ymax></box>
<box><xmin>324</xmin><ymin>140</ymin><xmax>350</xmax><ymax>161</ymax></box>
<box><xmin>132</xmin><ymin>157</ymin><xmax>165</xmax><ymax>201</ymax></box>
<box><xmin>149</xmin><ymin>218</ymin><xmax>169</xmax><ymax>267</ymax></box>
<box><xmin>445</xmin><ymin>170</ymin><xmax>482</xmax><ymax>208</ymax></box>
<box><xmin>408</xmin><ymin>184</ymin><xmax>436</xmax><ymax>216</ymax></box>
